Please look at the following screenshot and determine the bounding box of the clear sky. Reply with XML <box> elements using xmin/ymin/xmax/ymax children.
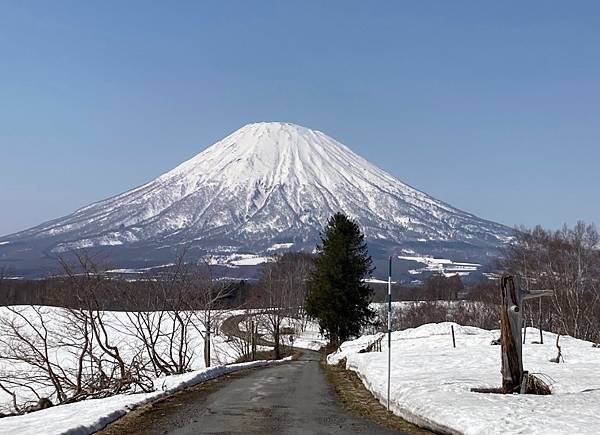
<box><xmin>1</xmin><ymin>1</ymin><xmax>599</xmax><ymax>236</ymax></box>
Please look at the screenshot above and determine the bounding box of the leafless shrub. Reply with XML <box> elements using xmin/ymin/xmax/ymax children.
<box><xmin>0</xmin><ymin>252</ymin><xmax>154</xmax><ymax>414</ymax></box>
<box><xmin>119</xmin><ymin>251</ymin><xmax>237</xmax><ymax>375</ymax></box>
<box><xmin>0</xmin><ymin>303</ymin><xmax>154</xmax><ymax>415</ymax></box>
<box><xmin>226</xmin><ymin>313</ymin><xmax>259</xmax><ymax>363</ymax></box>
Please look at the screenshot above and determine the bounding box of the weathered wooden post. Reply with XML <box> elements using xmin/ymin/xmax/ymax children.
<box><xmin>500</xmin><ymin>275</ymin><xmax>552</xmax><ymax>393</ymax></box>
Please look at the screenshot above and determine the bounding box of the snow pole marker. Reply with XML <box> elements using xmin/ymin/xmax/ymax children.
<box><xmin>387</xmin><ymin>255</ymin><xmax>392</xmax><ymax>411</ymax></box>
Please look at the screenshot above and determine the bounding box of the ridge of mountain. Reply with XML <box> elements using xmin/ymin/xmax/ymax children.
<box><xmin>0</xmin><ymin>122</ymin><xmax>512</xmax><ymax>278</ymax></box>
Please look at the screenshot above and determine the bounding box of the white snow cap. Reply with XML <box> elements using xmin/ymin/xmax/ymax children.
<box><xmin>162</xmin><ymin>121</ymin><xmax>402</xmax><ymax>191</ymax></box>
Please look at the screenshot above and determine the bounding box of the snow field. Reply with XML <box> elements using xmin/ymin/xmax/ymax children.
<box><xmin>0</xmin><ymin>357</ymin><xmax>292</xmax><ymax>435</ymax></box>
<box><xmin>399</xmin><ymin>255</ymin><xmax>481</xmax><ymax>277</ymax></box>
<box><xmin>329</xmin><ymin>322</ymin><xmax>600</xmax><ymax>435</ymax></box>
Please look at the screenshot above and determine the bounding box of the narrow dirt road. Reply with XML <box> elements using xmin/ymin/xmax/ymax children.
<box><xmin>99</xmin><ymin>350</ymin><xmax>404</xmax><ymax>434</ymax></box>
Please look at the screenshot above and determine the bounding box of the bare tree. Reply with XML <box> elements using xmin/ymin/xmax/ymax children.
<box><xmin>121</xmin><ymin>251</ymin><xmax>236</xmax><ymax>374</ymax></box>
<box><xmin>122</xmin><ymin>253</ymin><xmax>197</xmax><ymax>376</ymax></box>
<box><xmin>502</xmin><ymin>222</ymin><xmax>600</xmax><ymax>342</ymax></box>
<box><xmin>189</xmin><ymin>257</ymin><xmax>236</xmax><ymax>367</ymax></box>
<box><xmin>255</xmin><ymin>253</ymin><xmax>313</xmax><ymax>359</ymax></box>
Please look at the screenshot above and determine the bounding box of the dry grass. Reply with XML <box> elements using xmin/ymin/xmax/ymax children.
<box><xmin>526</xmin><ymin>374</ymin><xmax>552</xmax><ymax>395</ymax></box>
<box><xmin>320</xmin><ymin>353</ymin><xmax>433</xmax><ymax>434</ymax></box>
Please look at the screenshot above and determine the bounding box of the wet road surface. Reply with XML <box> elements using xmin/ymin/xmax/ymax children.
<box><xmin>99</xmin><ymin>350</ymin><xmax>403</xmax><ymax>434</ymax></box>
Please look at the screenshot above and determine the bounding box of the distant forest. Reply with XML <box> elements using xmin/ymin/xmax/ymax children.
<box><xmin>0</xmin><ymin>263</ymin><xmax>481</xmax><ymax>310</ymax></box>
<box><xmin>1</xmin><ymin>221</ymin><xmax>598</xmax><ymax>343</ymax></box>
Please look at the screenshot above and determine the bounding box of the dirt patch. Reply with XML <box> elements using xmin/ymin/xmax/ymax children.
<box><xmin>321</xmin><ymin>354</ymin><xmax>434</xmax><ymax>434</ymax></box>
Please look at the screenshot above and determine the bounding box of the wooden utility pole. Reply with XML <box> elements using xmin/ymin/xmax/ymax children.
<box><xmin>500</xmin><ymin>276</ymin><xmax>552</xmax><ymax>393</ymax></box>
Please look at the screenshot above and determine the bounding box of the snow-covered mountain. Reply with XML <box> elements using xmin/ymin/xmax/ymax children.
<box><xmin>0</xmin><ymin>122</ymin><xmax>512</xmax><ymax>277</ymax></box>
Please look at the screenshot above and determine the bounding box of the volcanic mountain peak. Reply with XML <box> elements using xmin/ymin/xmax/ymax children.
<box><xmin>160</xmin><ymin>121</ymin><xmax>387</xmax><ymax>191</ymax></box>
<box><xmin>154</xmin><ymin>121</ymin><xmax>444</xmax><ymax>214</ymax></box>
<box><xmin>1</xmin><ymin>122</ymin><xmax>513</xmax><ymax>276</ymax></box>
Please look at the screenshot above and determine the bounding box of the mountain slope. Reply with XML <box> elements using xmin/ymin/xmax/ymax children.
<box><xmin>0</xmin><ymin>122</ymin><xmax>512</xmax><ymax>276</ymax></box>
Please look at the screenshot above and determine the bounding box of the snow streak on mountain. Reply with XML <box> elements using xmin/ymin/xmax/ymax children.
<box><xmin>0</xmin><ymin>122</ymin><xmax>512</xmax><ymax>276</ymax></box>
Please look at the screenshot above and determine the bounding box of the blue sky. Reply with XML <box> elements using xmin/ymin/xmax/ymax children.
<box><xmin>1</xmin><ymin>1</ymin><xmax>599</xmax><ymax>235</ymax></box>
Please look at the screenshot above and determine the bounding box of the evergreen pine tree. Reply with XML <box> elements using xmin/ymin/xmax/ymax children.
<box><xmin>305</xmin><ymin>212</ymin><xmax>375</xmax><ymax>345</ymax></box>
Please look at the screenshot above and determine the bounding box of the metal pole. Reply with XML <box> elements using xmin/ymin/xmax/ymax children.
<box><xmin>206</xmin><ymin>316</ymin><xmax>211</xmax><ymax>367</ymax></box>
<box><xmin>387</xmin><ymin>255</ymin><xmax>392</xmax><ymax>411</ymax></box>
<box><xmin>251</xmin><ymin>320</ymin><xmax>255</xmax><ymax>361</ymax></box>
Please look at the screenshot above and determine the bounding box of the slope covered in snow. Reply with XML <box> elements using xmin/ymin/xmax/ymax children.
<box><xmin>329</xmin><ymin>322</ymin><xmax>600</xmax><ymax>435</ymax></box>
<box><xmin>0</xmin><ymin>122</ymin><xmax>512</xmax><ymax>276</ymax></box>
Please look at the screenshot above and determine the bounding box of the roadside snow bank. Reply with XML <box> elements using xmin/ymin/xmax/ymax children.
<box><xmin>0</xmin><ymin>357</ymin><xmax>292</xmax><ymax>435</ymax></box>
<box><xmin>327</xmin><ymin>332</ymin><xmax>385</xmax><ymax>365</ymax></box>
<box><xmin>331</xmin><ymin>322</ymin><xmax>600</xmax><ymax>435</ymax></box>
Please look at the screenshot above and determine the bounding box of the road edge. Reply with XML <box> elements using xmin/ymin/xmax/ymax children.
<box><xmin>320</xmin><ymin>352</ymin><xmax>435</xmax><ymax>434</ymax></box>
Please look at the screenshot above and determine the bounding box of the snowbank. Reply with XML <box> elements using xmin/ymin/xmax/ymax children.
<box><xmin>330</xmin><ymin>322</ymin><xmax>600</xmax><ymax>435</ymax></box>
<box><xmin>327</xmin><ymin>332</ymin><xmax>385</xmax><ymax>364</ymax></box>
<box><xmin>0</xmin><ymin>357</ymin><xmax>292</xmax><ymax>435</ymax></box>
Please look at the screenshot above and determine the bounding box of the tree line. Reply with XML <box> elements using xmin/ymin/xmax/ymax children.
<box><xmin>501</xmin><ymin>221</ymin><xmax>600</xmax><ymax>342</ymax></box>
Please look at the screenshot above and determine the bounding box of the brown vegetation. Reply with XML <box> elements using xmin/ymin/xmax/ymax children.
<box><xmin>320</xmin><ymin>354</ymin><xmax>432</xmax><ymax>434</ymax></box>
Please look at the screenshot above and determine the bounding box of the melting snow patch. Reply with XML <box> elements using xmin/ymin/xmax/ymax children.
<box><xmin>106</xmin><ymin>264</ymin><xmax>176</xmax><ymax>274</ymax></box>
<box><xmin>267</xmin><ymin>243</ymin><xmax>294</xmax><ymax>251</ymax></box>
<box><xmin>229</xmin><ymin>255</ymin><xmax>271</xmax><ymax>266</ymax></box>
<box><xmin>207</xmin><ymin>254</ymin><xmax>272</xmax><ymax>267</ymax></box>
<box><xmin>400</xmin><ymin>255</ymin><xmax>480</xmax><ymax>277</ymax></box>
<box><xmin>363</xmin><ymin>278</ymin><xmax>397</xmax><ymax>284</ymax></box>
